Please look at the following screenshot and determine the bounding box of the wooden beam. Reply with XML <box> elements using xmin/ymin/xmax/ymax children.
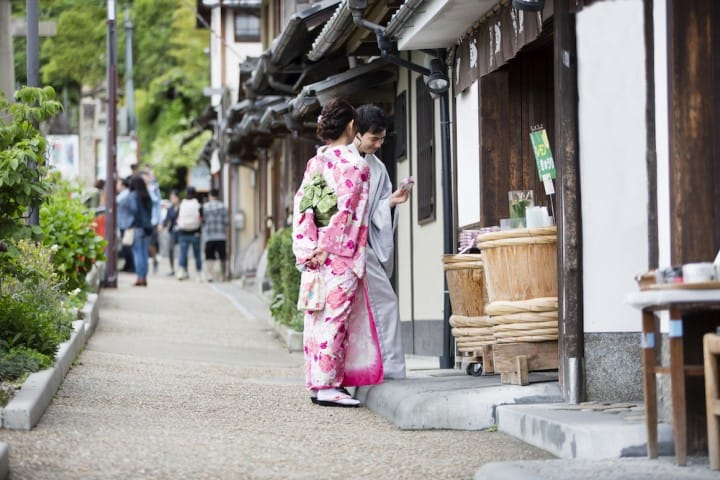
<box><xmin>553</xmin><ymin>0</ymin><xmax>584</xmax><ymax>403</ymax></box>
<box><xmin>644</xmin><ymin>0</ymin><xmax>658</xmax><ymax>269</ymax></box>
<box><xmin>667</xmin><ymin>0</ymin><xmax>720</xmax><ymax>264</ymax></box>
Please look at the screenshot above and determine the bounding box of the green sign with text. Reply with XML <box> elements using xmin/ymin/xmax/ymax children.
<box><xmin>530</xmin><ymin>128</ymin><xmax>557</xmax><ymax>180</ymax></box>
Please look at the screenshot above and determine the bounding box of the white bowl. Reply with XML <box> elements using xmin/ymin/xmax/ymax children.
<box><xmin>682</xmin><ymin>262</ymin><xmax>715</xmax><ymax>283</ymax></box>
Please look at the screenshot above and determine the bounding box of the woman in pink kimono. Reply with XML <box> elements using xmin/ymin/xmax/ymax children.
<box><xmin>292</xmin><ymin>99</ymin><xmax>384</xmax><ymax>408</ymax></box>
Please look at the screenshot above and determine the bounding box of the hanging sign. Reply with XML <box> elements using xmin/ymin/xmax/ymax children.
<box><xmin>530</xmin><ymin>126</ymin><xmax>557</xmax><ymax>180</ymax></box>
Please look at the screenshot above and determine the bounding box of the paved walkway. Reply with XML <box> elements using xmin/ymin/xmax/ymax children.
<box><xmin>0</xmin><ymin>265</ymin><xmax>550</xmax><ymax>479</ymax></box>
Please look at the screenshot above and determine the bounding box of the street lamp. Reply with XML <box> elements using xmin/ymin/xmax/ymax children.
<box><xmin>512</xmin><ymin>0</ymin><xmax>545</xmax><ymax>11</ymax></box>
<box><xmin>426</xmin><ymin>58</ymin><xmax>449</xmax><ymax>95</ymax></box>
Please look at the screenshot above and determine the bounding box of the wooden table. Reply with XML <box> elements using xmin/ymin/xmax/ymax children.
<box><xmin>627</xmin><ymin>286</ymin><xmax>720</xmax><ymax>466</ymax></box>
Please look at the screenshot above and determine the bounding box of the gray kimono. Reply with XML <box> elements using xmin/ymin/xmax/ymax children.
<box><xmin>360</xmin><ymin>149</ymin><xmax>406</xmax><ymax>379</ymax></box>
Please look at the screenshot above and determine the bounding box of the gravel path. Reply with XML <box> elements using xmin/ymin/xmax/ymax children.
<box><xmin>0</xmin><ymin>268</ymin><xmax>551</xmax><ymax>479</ymax></box>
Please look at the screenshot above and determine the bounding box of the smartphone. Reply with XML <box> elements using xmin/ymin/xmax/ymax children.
<box><xmin>399</xmin><ymin>176</ymin><xmax>415</xmax><ymax>192</ymax></box>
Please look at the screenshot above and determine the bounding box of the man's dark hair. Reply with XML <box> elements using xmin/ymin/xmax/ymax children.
<box><xmin>210</xmin><ymin>188</ymin><xmax>220</xmax><ymax>198</ymax></box>
<box><xmin>356</xmin><ymin>104</ymin><xmax>387</xmax><ymax>135</ymax></box>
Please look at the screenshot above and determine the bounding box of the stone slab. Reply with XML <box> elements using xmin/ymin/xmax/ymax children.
<box><xmin>357</xmin><ymin>372</ymin><xmax>563</xmax><ymax>430</ymax></box>
<box><xmin>474</xmin><ymin>457</ymin><xmax>719</xmax><ymax>480</ymax></box>
<box><xmin>497</xmin><ymin>403</ymin><xmax>675</xmax><ymax>459</ymax></box>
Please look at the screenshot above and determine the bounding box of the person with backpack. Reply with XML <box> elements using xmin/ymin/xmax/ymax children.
<box><xmin>176</xmin><ymin>186</ymin><xmax>203</xmax><ymax>281</ymax></box>
<box><xmin>202</xmin><ymin>188</ymin><xmax>230</xmax><ymax>282</ymax></box>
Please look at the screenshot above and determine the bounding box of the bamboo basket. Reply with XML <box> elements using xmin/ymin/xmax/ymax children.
<box><xmin>442</xmin><ymin>254</ymin><xmax>489</xmax><ymax>317</ymax></box>
<box><xmin>476</xmin><ymin>226</ymin><xmax>557</xmax><ymax>303</ymax></box>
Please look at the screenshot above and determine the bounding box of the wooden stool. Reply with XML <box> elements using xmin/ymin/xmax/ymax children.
<box><xmin>704</xmin><ymin>333</ymin><xmax>720</xmax><ymax>470</ymax></box>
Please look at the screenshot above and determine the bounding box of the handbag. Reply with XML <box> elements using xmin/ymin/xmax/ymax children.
<box><xmin>121</xmin><ymin>228</ymin><xmax>135</xmax><ymax>246</ymax></box>
<box><xmin>297</xmin><ymin>270</ymin><xmax>326</xmax><ymax>312</ymax></box>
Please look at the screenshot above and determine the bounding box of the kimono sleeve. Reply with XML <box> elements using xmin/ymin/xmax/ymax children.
<box><xmin>317</xmin><ymin>162</ymin><xmax>369</xmax><ymax>258</ymax></box>
<box><xmin>291</xmin><ymin>166</ymin><xmax>319</xmax><ymax>267</ymax></box>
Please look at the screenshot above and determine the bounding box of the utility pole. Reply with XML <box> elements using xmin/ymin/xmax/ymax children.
<box><xmin>124</xmin><ymin>8</ymin><xmax>135</xmax><ymax>135</ymax></box>
<box><xmin>26</xmin><ymin>0</ymin><xmax>40</xmax><ymax>226</ymax></box>
<box><xmin>0</xmin><ymin>0</ymin><xmax>14</xmax><ymax>101</ymax></box>
<box><xmin>103</xmin><ymin>0</ymin><xmax>118</xmax><ymax>288</ymax></box>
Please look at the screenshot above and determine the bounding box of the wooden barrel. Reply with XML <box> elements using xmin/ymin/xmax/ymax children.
<box><xmin>476</xmin><ymin>226</ymin><xmax>557</xmax><ymax>303</ymax></box>
<box><xmin>442</xmin><ymin>254</ymin><xmax>488</xmax><ymax>317</ymax></box>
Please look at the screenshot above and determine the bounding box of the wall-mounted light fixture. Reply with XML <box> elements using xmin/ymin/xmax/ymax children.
<box><xmin>426</xmin><ymin>58</ymin><xmax>450</xmax><ymax>95</ymax></box>
<box><xmin>348</xmin><ymin>0</ymin><xmax>449</xmax><ymax>94</ymax></box>
<box><xmin>512</xmin><ymin>0</ymin><xmax>545</xmax><ymax>11</ymax></box>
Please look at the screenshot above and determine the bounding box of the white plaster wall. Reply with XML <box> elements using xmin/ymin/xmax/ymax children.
<box><xmin>395</xmin><ymin>57</ymin><xmax>445</xmax><ymax>324</ymax></box>
<box><xmin>395</xmin><ymin>65</ymin><xmax>414</xmax><ymax>324</ymax></box>
<box><xmin>223</xmin><ymin>13</ymin><xmax>263</xmax><ymax>104</ymax></box>
<box><xmin>576</xmin><ymin>0</ymin><xmax>648</xmax><ymax>333</ymax></box>
<box><xmin>210</xmin><ymin>8</ymin><xmax>223</xmax><ymax>99</ymax></box>
<box><xmin>411</xmin><ymin>50</ymin><xmax>446</xmax><ymax>322</ymax></box>
<box><xmin>455</xmin><ymin>82</ymin><xmax>481</xmax><ymax>227</ymax></box>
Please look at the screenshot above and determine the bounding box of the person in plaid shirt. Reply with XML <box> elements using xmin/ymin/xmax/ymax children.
<box><xmin>202</xmin><ymin>188</ymin><xmax>230</xmax><ymax>281</ymax></box>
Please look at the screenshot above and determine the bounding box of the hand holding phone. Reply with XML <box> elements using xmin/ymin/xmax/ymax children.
<box><xmin>399</xmin><ymin>176</ymin><xmax>415</xmax><ymax>192</ymax></box>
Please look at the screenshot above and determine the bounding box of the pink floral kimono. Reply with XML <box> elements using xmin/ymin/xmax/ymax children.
<box><xmin>292</xmin><ymin>144</ymin><xmax>384</xmax><ymax>390</ymax></box>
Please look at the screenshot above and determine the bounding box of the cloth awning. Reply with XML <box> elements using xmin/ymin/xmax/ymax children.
<box><xmin>454</xmin><ymin>3</ymin><xmax>548</xmax><ymax>94</ymax></box>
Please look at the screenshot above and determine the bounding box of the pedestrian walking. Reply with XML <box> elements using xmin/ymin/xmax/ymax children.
<box><xmin>127</xmin><ymin>175</ymin><xmax>154</xmax><ymax>286</ymax></box>
<box><xmin>162</xmin><ymin>189</ymin><xmax>180</xmax><ymax>277</ymax></box>
<box><xmin>292</xmin><ymin>98</ymin><xmax>383</xmax><ymax>408</ymax></box>
<box><xmin>142</xmin><ymin>167</ymin><xmax>162</xmax><ymax>275</ymax></box>
<box><xmin>176</xmin><ymin>186</ymin><xmax>203</xmax><ymax>281</ymax></box>
<box><xmin>202</xmin><ymin>187</ymin><xmax>229</xmax><ymax>282</ymax></box>
<box><xmin>353</xmin><ymin>104</ymin><xmax>409</xmax><ymax>380</ymax></box>
<box><xmin>116</xmin><ymin>177</ymin><xmax>135</xmax><ymax>273</ymax></box>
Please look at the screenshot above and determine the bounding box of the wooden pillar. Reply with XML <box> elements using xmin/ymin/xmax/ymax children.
<box><xmin>553</xmin><ymin>0</ymin><xmax>584</xmax><ymax>403</ymax></box>
<box><xmin>644</xmin><ymin>0</ymin><xmax>658</xmax><ymax>269</ymax></box>
<box><xmin>667</xmin><ymin>0</ymin><xmax>720</xmax><ymax>263</ymax></box>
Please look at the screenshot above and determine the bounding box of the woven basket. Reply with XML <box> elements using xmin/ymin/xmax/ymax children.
<box><xmin>485</xmin><ymin>297</ymin><xmax>558</xmax><ymax>315</ymax></box>
<box><xmin>442</xmin><ymin>254</ymin><xmax>488</xmax><ymax>317</ymax></box>
<box><xmin>477</xmin><ymin>227</ymin><xmax>557</xmax><ymax>303</ymax></box>
<box><xmin>452</xmin><ymin>327</ymin><xmax>495</xmax><ymax>337</ymax></box>
<box><xmin>449</xmin><ymin>315</ymin><xmax>495</xmax><ymax>328</ymax></box>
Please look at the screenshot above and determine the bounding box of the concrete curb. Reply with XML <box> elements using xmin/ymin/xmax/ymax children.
<box><xmin>1</xmin><ymin>320</ymin><xmax>87</xmax><ymax>430</ymax></box>
<box><xmin>271</xmin><ymin>320</ymin><xmax>303</xmax><ymax>353</ymax></box>
<box><xmin>0</xmin><ymin>442</ymin><xmax>7</xmax><ymax>480</ymax></box>
<box><xmin>497</xmin><ymin>403</ymin><xmax>675</xmax><ymax>459</ymax></box>
<box><xmin>79</xmin><ymin>292</ymin><xmax>100</xmax><ymax>336</ymax></box>
<box><xmin>357</xmin><ymin>374</ymin><xmax>564</xmax><ymax>430</ymax></box>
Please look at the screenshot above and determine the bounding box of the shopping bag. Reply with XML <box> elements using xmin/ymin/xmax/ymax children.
<box><xmin>121</xmin><ymin>228</ymin><xmax>135</xmax><ymax>246</ymax></box>
<box><xmin>297</xmin><ymin>270</ymin><xmax>326</xmax><ymax>312</ymax></box>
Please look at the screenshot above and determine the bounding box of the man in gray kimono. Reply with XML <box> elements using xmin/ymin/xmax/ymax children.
<box><xmin>353</xmin><ymin>105</ymin><xmax>409</xmax><ymax>379</ymax></box>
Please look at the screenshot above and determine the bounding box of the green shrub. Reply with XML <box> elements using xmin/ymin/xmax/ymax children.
<box><xmin>40</xmin><ymin>180</ymin><xmax>107</xmax><ymax>294</ymax></box>
<box><xmin>0</xmin><ymin>240</ymin><xmax>75</xmax><ymax>360</ymax></box>
<box><xmin>0</xmin><ymin>276</ymin><xmax>74</xmax><ymax>358</ymax></box>
<box><xmin>266</xmin><ymin>227</ymin><xmax>303</xmax><ymax>332</ymax></box>
<box><xmin>0</xmin><ymin>347</ymin><xmax>53</xmax><ymax>382</ymax></box>
<box><xmin>0</xmin><ymin>86</ymin><xmax>62</xmax><ymax>241</ymax></box>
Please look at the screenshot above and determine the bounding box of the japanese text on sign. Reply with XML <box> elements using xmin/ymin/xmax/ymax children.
<box><xmin>530</xmin><ymin>128</ymin><xmax>557</xmax><ymax>180</ymax></box>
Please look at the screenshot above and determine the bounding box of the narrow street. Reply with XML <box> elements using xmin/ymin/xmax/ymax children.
<box><xmin>0</xmin><ymin>265</ymin><xmax>550</xmax><ymax>480</ymax></box>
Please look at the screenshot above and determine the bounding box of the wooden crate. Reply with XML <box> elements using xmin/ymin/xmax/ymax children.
<box><xmin>492</xmin><ymin>341</ymin><xmax>558</xmax><ymax>385</ymax></box>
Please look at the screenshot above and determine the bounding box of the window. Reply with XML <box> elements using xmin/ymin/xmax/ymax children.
<box><xmin>234</xmin><ymin>9</ymin><xmax>260</xmax><ymax>42</ymax></box>
<box><xmin>416</xmin><ymin>76</ymin><xmax>435</xmax><ymax>223</ymax></box>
